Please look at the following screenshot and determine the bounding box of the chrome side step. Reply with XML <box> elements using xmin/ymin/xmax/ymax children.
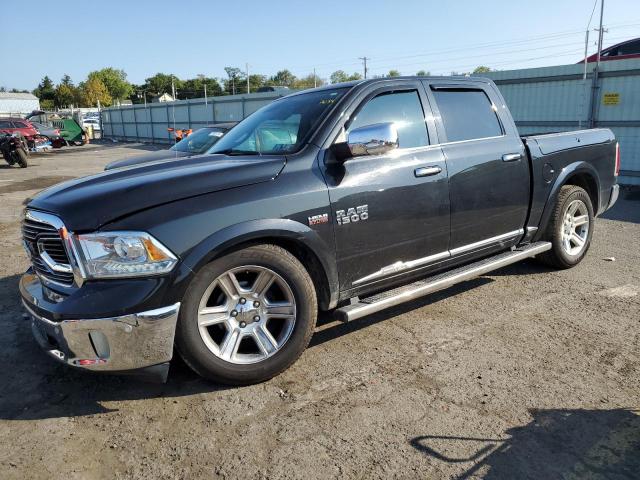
<box><xmin>335</xmin><ymin>242</ymin><xmax>551</xmax><ymax>322</ymax></box>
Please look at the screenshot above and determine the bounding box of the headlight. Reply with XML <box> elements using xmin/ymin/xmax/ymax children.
<box><xmin>74</xmin><ymin>231</ymin><xmax>177</xmax><ymax>279</ymax></box>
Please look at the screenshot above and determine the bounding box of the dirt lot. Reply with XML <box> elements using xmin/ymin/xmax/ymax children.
<box><xmin>0</xmin><ymin>144</ymin><xmax>638</xmax><ymax>479</ymax></box>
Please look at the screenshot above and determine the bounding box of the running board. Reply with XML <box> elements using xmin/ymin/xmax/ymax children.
<box><xmin>335</xmin><ymin>242</ymin><xmax>551</xmax><ymax>322</ymax></box>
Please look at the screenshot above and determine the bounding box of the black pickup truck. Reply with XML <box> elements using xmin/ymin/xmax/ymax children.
<box><xmin>20</xmin><ymin>77</ymin><xmax>620</xmax><ymax>384</ymax></box>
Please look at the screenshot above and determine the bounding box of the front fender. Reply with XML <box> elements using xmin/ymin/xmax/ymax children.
<box><xmin>533</xmin><ymin>161</ymin><xmax>601</xmax><ymax>241</ymax></box>
<box><xmin>180</xmin><ymin>218</ymin><xmax>339</xmax><ymax>308</ymax></box>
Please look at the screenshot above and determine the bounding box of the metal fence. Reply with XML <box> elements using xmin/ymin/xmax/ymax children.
<box><xmin>101</xmin><ymin>91</ymin><xmax>289</xmax><ymax>144</ymax></box>
<box><xmin>483</xmin><ymin>58</ymin><xmax>640</xmax><ymax>186</ymax></box>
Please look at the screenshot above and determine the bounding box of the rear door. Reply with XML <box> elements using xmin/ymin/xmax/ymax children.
<box><xmin>322</xmin><ymin>81</ymin><xmax>450</xmax><ymax>291</ymax></box>
<box><xmin>424</xmin><ymin>81</ymin><xmax>530</xmax><ymax>255</ymax></box>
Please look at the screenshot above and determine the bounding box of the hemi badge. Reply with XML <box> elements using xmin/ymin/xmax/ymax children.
<box><xmin>308</xmin><ymin>213</ymin><xmax>329</xmax><ymax>226</ymax></box>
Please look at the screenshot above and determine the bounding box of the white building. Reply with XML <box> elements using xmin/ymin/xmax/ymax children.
<box><xmin>0</xmin><ymin>92</ymin><xmax>40</xmax><ymax>116</ymax></box>
<box><xmin>151</xmin><ymin>93</ymin><xmax>174</xmax><ymax>103</ymax></box>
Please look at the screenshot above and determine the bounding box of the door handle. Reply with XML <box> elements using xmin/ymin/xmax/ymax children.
<box><xmin>414</xmin><ymin>166</ymin><xmax>442</xmax><ymax>177</ymax></box>
<box><xmin>502</xmin><ymin>153</ymin><xmax>522</xmax><ymax>162</ymax></box>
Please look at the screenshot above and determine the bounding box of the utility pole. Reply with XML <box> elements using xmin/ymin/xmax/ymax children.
<box><xmin>588</xmin><ymin>0</ymin><xmax>606</xmax><ymax>128</ymax></box>
<box><xmin>359</xmin><ymin>57</ymin><xmax>369</xmax><ymax>79</ymax></box>
<box><xmin>204</xmin><ymin>83</ymin><xmax>207</xmax><ymax>107</ymax></box>
<box><xmin>171</xmin><ymin>78</ymin><xmax>176</xmax><ymax>100</ymax></box>
<box><xmin>313</xmin><ymin>68</ymin><xmax>317</xmax><ymax>88</ymax></box>
<box><xmin>583</xmin><ymin>30</ymin><xmax>590</xmax><ymax>80</ymax></box>
<box><xmin>246</xmin><ymin>63</ymin><xmax>250</xmax><ymax>94</ymax></box>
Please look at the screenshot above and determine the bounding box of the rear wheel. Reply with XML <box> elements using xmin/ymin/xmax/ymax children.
<box><xmin>15</xmin><ymin>149</ymin><xmax>28</xmax><ymax>168</ymax></box>
<box><xmin>537</xmin><ymin>185</ymin><xmax>594</xmax><ymax>269</ymax></box>
<box><xmin>175</xmin><ymin>244</ymin><xmax>317</xmax><ymax>385</ymax></box>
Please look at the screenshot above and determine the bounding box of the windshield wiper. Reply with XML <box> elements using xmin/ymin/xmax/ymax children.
<box><xmin>214</xmin><ymin>149</ymin><xmax>261</xmax><ymax>156</ymax></box>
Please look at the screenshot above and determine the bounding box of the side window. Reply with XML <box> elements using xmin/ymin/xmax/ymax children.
<box><xmin>13</xmin><ymin>122</ymin><xmax>28</xmax><ymax>128</ymax></box>
<box><xmin>618</xmin><ymin>40</ymin><xmax>640</xmax><ymax>56</ymax></box>
<box><xmin>0</xmin><ymin>121</ymin><xmax>13</xmax><ymax>128</ymax></box>
<box><xmin>347</xmin><ymin>90</ymin><xmax>429</xmax><ymax>148</ymax></box>
<box><xmin>431</xmin><ymin>89</ymin><xmax>503</xmax><ymax>142</ymax></box>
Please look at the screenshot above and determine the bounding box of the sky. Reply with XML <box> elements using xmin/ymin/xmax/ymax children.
<box><xmin>2</xmin><ymin>0</ymin><xmax>639</xmax><ymax>90</ymax></box>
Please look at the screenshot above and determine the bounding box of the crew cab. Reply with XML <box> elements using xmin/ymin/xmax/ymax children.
<box><xmin>20</xmin><ymin>77</ymin><xmax>620</xmax><ymax>384</ymax></box>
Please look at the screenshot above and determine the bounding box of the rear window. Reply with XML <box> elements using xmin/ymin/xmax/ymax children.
<box><xmin>431</xmin><ymin>89</ymin><xmax>503</xmax><ymax>142</ymax></box>
<box><xmin>13</xmin><ymin>121</ymin><xmax>29</xmax><ymax>128</ymax></box>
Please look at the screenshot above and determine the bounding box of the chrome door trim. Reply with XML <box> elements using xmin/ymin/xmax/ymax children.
<box><xmin>353</xmin><ymin>250</ymin><xmax>450</xmax><ymax>285</ymax></box>
<box><xmin>352</xmin><ymin>229</ymin><xmax>525</xmax><ymax>286</ymax></box>
<box><xmin>449</xmin><ymin>229</ymin><xmax>524</xmax><ymax>256</ymax></box>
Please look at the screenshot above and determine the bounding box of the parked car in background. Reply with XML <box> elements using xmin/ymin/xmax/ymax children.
<box><xmin>0</xmin><ymin>118</ymin><xmax>38</xmax><ymax>139</ymax></box>
<box><xmin>104</xmin><ymin>123</ymin><xmax>236</xmax><ymax>170</ymax></box>
<box><xmin>580</xmin><ymin>37</ymin><xmax>640</xmax><ymax>63</ymax></box>
<box><xmin>82</xmin><ymin>118</ymin><xmax>101</xmax><ymax>130</ymax></box>
<box><xmin>30</xmin><ymin>121</ymin><xmax>65</xmax><ymax>148</ymax></box>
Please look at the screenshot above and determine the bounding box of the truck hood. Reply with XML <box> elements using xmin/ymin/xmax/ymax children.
<box><xmin>28</xmin><ymin>154</ymin><xmax>286</xmax><ymax>231</ymax></box>
<box><xmin>104</xmin><ymin>149</ymin><xmax>191</xmax><ymax>170</ymax></box>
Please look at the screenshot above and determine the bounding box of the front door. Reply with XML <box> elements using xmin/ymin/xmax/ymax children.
<box><xmin>321</xmin><ymin>82</ymin><xmax>450</xmax><ymax>292</ymax></box>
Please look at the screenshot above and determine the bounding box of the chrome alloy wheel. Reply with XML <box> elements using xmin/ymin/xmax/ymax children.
<box><xmin>561</xmin><ymin>199</ymin><xmax>589</xmax><ymax>256</ymax></box>
<box><xmin>197</xmin><ymin>265</ymin><xmax>296</xmax><ymax>364</ymax></box>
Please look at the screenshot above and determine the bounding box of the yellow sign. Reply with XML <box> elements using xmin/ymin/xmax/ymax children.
<box><xmin>603</xmin><ymin>92</ymin><xmax>620</xmax><ymax>105</ymax></box>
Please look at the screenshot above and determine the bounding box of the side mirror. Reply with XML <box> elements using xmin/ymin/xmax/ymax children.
<box><xmin>331</xmin><ymin>122</ymin><xmax>399</xmax><ymax>162</ymax></box>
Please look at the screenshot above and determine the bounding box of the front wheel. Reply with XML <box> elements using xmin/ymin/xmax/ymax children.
<box><xmin>175</xmin><ymin>244</ymin><xmax>317</xmax><ymax>385</ymax></box>
<box><xmin>537</xmin><ymin>185</ymin><xmax>594</xmax><ymax>269</ymax></box>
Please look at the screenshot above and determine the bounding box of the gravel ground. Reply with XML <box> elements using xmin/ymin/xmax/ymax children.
<box><xmin>0</xmin><ymin>144</ymin><xmax>638</xmax><ymax>480</ymax></box>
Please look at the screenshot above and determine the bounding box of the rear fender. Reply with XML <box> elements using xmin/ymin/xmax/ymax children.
<box><xmin>533</xmin><ymin>161</ymin><xmax>600</xmax><ymax>241</ymax></box>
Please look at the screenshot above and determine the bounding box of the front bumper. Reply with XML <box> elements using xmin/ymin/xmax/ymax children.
<box><xmin>21</xmin><ymin>273</ymin><xmax>180</xmax><ymax>374</ymax></box>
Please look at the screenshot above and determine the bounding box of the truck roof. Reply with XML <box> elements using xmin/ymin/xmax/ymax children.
<box><xmin>286</xmin><ymin>76</ymin><xmax>494</xmax><ymax>98</ymax></box>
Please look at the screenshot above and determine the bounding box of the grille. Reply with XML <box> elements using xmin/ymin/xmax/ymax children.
<box><xmin>22</xmin><ymin>215</ymin><xmax>74</xmax><ymax>286</ymax></box>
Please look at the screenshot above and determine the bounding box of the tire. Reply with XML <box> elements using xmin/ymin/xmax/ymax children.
<box><xmin>15</xmin><ymin>149</ymin><xmax>28</xmax><ymax>168</ymax></box>
<box><xmin>175</xmin><ymin>244</ymin><xmax>317</xmax><ymax>385</ymax></box>
<box><xmin>537</xmin><ymin>185</ymin><xmax>594</xmax><ymax>269</ymax></box>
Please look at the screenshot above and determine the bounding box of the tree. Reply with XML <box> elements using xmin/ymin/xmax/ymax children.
<box><xmin>55</xmin><ymin>83</ymin><xmax>77</xmax><ymax>107</ymax></box>
<box><xmin>86</xmin><ymin>68</ymin><xmax>133</xmax><ymax>102</ymax></box>
<box><xmin>60</xmin><ymin>74</ymin><xmax>74</xmax><ymax>87</ymax></box>
<box><xmin>329</xmin><ymin>70</ymin><xmax>362</xmax><ymax>84</ymax></box>
<box><xmin>416</xmin><ymin>70</ymin><xmax>430</xmax><ymax>76</ymax></box>
<box><xmin>144</xmin><ymin>73</ymin><xmax>183</xmax><ymax>97</ymax></box>
<box><xmin>224</xmin><ymin>67</ymin><xmax>244</xmax><ymax>95</ymax></box>
<box><xmin>293</xmin><ymin>73</ymin><xmax>325</xmax><ymax>89</ymax></box>
<box><xmin>248</xmin><ymin>74</ymin><xmax>267</xmax><ymax>92</ymax></box>
<box><xmin>54</xmin><ymin>75</ymin><xmax>80</xmax><ymax>107</ymax></box>
<box><xmin>473</xmin><ymin>66</ymin><xmax>492</xmax><ymax>74</ymax></box>
<box><xmin>268</xmin><ymin>69</ymin><xmax>297</xmax><ymax>88</ymax></box>
<box><xmin>387</xmin><ymin>69</ymin><xmax>401</xmax><ymax>77</ymax></box>
<box><xmin>81</xmin><ymin>77</ymin><xmax>112</xmax><ymax>107</ymax></box>
<box><xmin>181</xmin><ymin>76</ymin><xmax>223</xmax><ymax>99</ymax></box>
<box><xmin>33</xmin><ymin>76</ymin><xmax>56</xmax><ymax>103</ymax></box>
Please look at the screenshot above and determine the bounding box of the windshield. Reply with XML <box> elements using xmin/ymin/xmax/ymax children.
<box><xmin>208</xmin><ymin>87</ymin><xmax>348</xmax><ymax>155</ymax></box>
<box><xmin>171</xmin><ymin>127</ymin><xmax>227</xmax><ymax>153</ymax></box>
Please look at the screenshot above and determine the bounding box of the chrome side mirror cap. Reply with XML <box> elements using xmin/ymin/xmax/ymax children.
<box><xmin>347</xmin><ymin>122</ymin><xmax>399</xmax><ymax>157</ymax></box>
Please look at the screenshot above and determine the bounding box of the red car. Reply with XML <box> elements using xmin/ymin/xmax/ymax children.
<box><xmin>580</xmin><ymin>37</ymin><xmax>640</xmax><ymax>63</ymax></box>
<box><xmin>0</xmin><ymin>117</ymin><xmax>39</xmax><ymax>138</ymax></box>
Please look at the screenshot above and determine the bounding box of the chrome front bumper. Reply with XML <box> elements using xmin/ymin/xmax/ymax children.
<box><xmin>24</xmin><ymin>301</ymin><xmax>180</xmax><ymax>372</ymax></box>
